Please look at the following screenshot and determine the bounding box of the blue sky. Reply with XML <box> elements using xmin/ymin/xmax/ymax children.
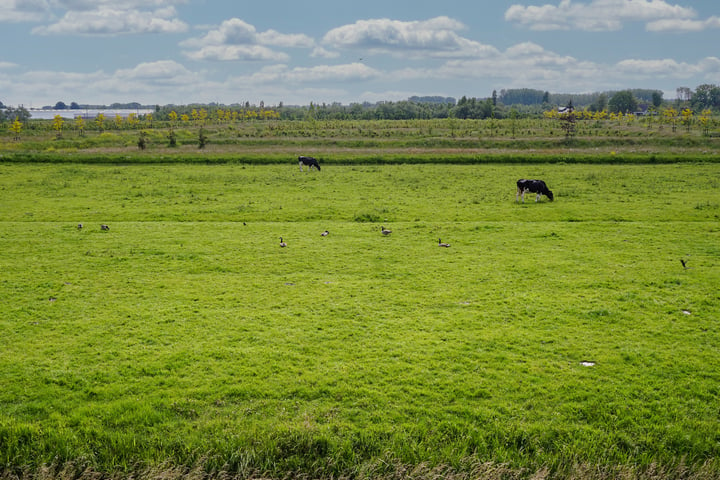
<box><xmin>1</xmin><ymin>0</ymin><xmax>718</xmax><ymax>107</ymax></box>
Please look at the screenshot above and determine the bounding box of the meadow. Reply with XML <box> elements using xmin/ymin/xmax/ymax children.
<box><xmin>1</xmin><ymin>160</ymin><xmax>719</xmax><ymax>479</ymax></box>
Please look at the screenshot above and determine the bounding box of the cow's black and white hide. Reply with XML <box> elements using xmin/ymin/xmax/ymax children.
<box><xmin>516</xmin><ymin>179</ymin><xmax>554</xmax><ymax>202</ymax></box>
<box><xmin>298</xmin><ymin>156</ymin><xmax>321</xmax><ymax>171</ymax></box>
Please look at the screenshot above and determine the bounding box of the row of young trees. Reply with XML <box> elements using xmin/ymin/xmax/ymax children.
<box><xmin>551</xmin><ymin>105</ymin><xmax>716</xmax><ymax>140</ymax></box>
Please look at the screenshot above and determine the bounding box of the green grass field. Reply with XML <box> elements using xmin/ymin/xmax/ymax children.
<box><xmin>1</xmin><ymin>162</ymin><xmax>719</xmax><ymax>479</ymax></box>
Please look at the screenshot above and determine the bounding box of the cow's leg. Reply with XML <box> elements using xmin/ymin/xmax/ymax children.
<box><xmin>516</xmin><ymin>187</ymin><xmax>521</xmax><ymax>202</ymax></box>
<box><xmin>521</xmin><ymin>189</ymin><xmax>526</xmax><ymax>203</ymax></box>
<box><xmin>536</xmin><ymin>192</ymin><xmax>541</xmax><ymax>202</ymax></box>
<box><xmin>299</xmin><ymin>161</ymin><xmax>303</xmax><ymax>171</ymax></box>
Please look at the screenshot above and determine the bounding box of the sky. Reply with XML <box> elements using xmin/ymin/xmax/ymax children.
<box><xmin>1</xmin><ymin>0</ymin><xmax>719</xmax><ymax>108</ymax></box>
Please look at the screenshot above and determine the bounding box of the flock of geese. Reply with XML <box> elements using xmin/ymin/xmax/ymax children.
<box><xmin>279</xmin><ymin>226</ymin><xmax>451</xmax><ymax>248</ymax></box>
<box><xmin>78</xmin><ymin>222</ymin><xmax>451</xmax><ymax>249</ymax></box>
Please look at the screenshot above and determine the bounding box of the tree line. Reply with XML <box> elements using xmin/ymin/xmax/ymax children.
<box><xmin>3</xmin><ymin>84</ymin><xmax>718</xmax><ymax>124</ymax></box>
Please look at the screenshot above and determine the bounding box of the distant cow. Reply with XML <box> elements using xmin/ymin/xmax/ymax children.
<box><xmin>298</xmin><ymin>156</ymin><xmax>321</xmax><ymax>171</ymax></box>
<box><xmin>516</xmin><ymin>179</ymin><xmax>554</xmax><ymax>202</ymax></box>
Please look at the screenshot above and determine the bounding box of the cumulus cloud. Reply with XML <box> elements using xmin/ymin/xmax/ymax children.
<box><xmin>505</xmin><ymin>0</ymin><xmax>697</xmax><ymax>31</ymax></box>
<box><xmin>323</xmin><ymin>16</ymin><xmax>498</xmax><ymax>58</ymax></box>
<box><xmin>1</xmin><ymin>59</ymin><xmax>208</xmax><ymax>105</ymax></box>
<box><xmin>242</xmin><ymin>63</ymin><xmax>380</xmax><ymax>85</ymax></box>
<box><xmin>0</xmin><ymin>0</ymin><xmax>51</xmax><ymax>22</ymax></box>
<box><xmin>185</xmin><ymin>45</ymin><xmax>289</xmax><ymax>62</ymax></box>
<box><xmin>615</xmin><ymin>57</ymin><xmax>720</xmax><ymax>79</ymax></box>
<box><xmin>181</xmin><ymin>18</ymin><xmax>314</xmax><ymax>61</ymax></box>
<box><xmin>310</xmin><ymin>46</ymin><xmax>340</xmax><ymax>59</ymax></box>
<box><xmin>32</xmin><ymin>6</ymin><xmax>188</xmax><ymax>35</ymax></box>
<box><xmin>51</xmin><ymin>0</ymin><xmax>188</xmax><ymax>9</ymax></box>
<box><xmin>385</xmin><ymin>40</ymin><xmax>719</xmax><ymax>95</ymax></box>
<box><xmin>114</xmin><ymin>60</ymin><xmax>200</xmax><ymax>83</ymax></box>
<box><xmin>646</xmin><ymin>16</ymin><xmax>720</xmax><ymax>32</ymax></box>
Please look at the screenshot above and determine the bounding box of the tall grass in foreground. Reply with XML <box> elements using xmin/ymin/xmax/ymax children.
<box><xmin>0</xmin><ymin>163</ymin><xmax>719</xmax><ymax>479</ymax></box>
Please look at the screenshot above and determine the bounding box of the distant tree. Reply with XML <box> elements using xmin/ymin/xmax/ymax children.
<box><xmin>492</xmin><ymin>90</ymin><xmax>497</xmax><ymax>106</ymax></box>
<box><xmin>126</xmin><ymin>113</ymin><xmax>139</xmax><ymax>129</ymax></box>
<box><xmin>608</xmin><ymin>90</ymin><xmax>638</xmax><ymax>114</ymax></box>
<box><xmin>499</xmin><ymin>88</ymin><xmax>546</xmax><ymax>105</ymax></box>
<box><xmin>559</xmin><ymin>100</ymin><xmax>576</xmax><ymax>142</ymax></box>
<box><xmin>70</xmin><ymin>102</ymin><xmax>80</xmax><ymax>109</ymax></box>
<box><xmin>74</xmin><ymin>115</ymin><xmax>85</xmax><ymax>137</ymax></box>
<box><xmin>509</xmin><ymin>108</ymin><xmax>519</xmax><ymax>138</ymax></box>
<box><xmin>95</xmin><ymin>113</ymin><xmax>105</xmax><ymax>131</ymax></box>
<box><xmin>167</xmin><ymin>129</ymin><xmax>177</xmax><ymax>147</ymax></box>
<box><xmin>589</xmin><ymin>93</ymin><xmax>608</xmax><ymax>112</ymax></box>
<box><xmin>54</xmin><ymin>101</ymin><xmax>67</xmax><ymax>110</ymax></box>
<box><xmin>10</xmin><ymin>117</ymin><xmax>22</xmax><ymax>140</ymax></box>
<box><xmin>676</xmin><ymin>86</ymin><xmax>692</xmax><ymax>102</ymax></box>
<box><xmin>699</xmin><ymin>109</ymin><xmax>713</xmax><ymax>136</ymax></box>
<box><xmin>651</xmin><ymin>91</ymin><xmax>663</xmax><ymax>109</ymax></box>
<box><xmin>198</xmin><ymin>127</ymin><xmax>208</xmax><ymax>149</ymax></box>
<box><xmin>52</xmin><ymin>114</ymin><xmax>64</xmax><ymax>138</ymax></box>
<box><xmin>690</xmin><ymin>84</ymin><xmax>720</xmax><ymax>110</ymax></box>
<box><xmin>681</xmin><ymin>108</ymin><xmax>693</xmax><ymax>132</ymax></box>
<box><xmin>663</xmin><ymin>106</ymin><xmax>678</xmax><ymax>132</ymax></box>
<box><xmin>137</xmin><ymin>130</ymin><xmax>148</xmax><ymax>150</ymax></box>
<box><xmin>7</xmin><ymin>106</ymin><xmax>30</xmax><ymax>122</ymax></box>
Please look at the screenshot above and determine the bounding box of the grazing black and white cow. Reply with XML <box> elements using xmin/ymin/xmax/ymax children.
<box><xmin>298</xmin><ymin>155</ymin><xmax>321</xmax><ymax>171</ymax></box>
<box><xmin>516</xmin><ymin>179</ymin><xmax>554</xmax><ymax>202</ymax></box>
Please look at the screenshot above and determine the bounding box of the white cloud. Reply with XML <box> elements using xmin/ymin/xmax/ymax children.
<box><xmin>114</xmin><ymin>60</ymin><xmax>199</xmax><ymax>83</ymax></box>
<box><xmin>615</xmin><ymin>57</ymin><xmax>720</xmax><ymax>78</ymax></box>
<box><xmin>0</xmin><ymin>61</ymin><xmax>18</xmax><ymax>69</ymax></box>
<box><xmin>646</xmin><ymin>16</ymin><xmax>720</xmax><ymax>32</ymax></box>
<box><xmin>310</xmin><ymin>46</ymin><xmax>340</xmax><ymax>59</ymax></box>
<box><xmin>185</xmin><ymin>45</ymin><xmax>289</xmax><ymax>62</ymax></box>
<box><xmin>0</xmin><ymin>0</ymin><xmax>51</xmax><ymax>22</ymax></box>
<box><xmin>505</xmin><ymin>0</ymin><xmax>697</xmax><ymax>31</ymax></box>
<box><xmin>32</xmin><ymin>6</ymin><xmax>188</xmax><ymax>35</ymax></box>
<box><xmin>51</xmin><ymin>0</ymin><xmax>188</xmax><ymax>9</ymax></box>
<box><xmin>0</xmin><ymin>59</ymin><xmax>209</xmax><ymax>106</ymax></box>
<box><xmin>181</xmin><ymin>18</ymin><xmax>314</xmax><ymax>62</ymax></box>
<box><xmin>239</xmin><ymin>63</ymin><xmax>380</xmax><ymax>85</ymax></box>
<box><xmin>323</xmin><ymin>16</ymin><xmax>498</xmax><ymax>58</ymax></box>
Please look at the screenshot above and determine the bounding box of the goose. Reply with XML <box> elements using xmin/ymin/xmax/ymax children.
<box><xmin>321</xmin><ymin>230</ymin><xmax>329</xmax><ymax>236</ymax></box>
<box><xmin>279</xmin><ymin>237</ymin><xmax>287</xmax><ymax>247</ymax></box>
<box><xmin>438</xmin><ymin>239</ymin><xmax>451</xmax><ymax>247</ymax></box>
<box><xmin>100</xmin><ymin>224</ymin><xmax>110</xmax><ymax>231</ymax></box>
<box><xmin>381</xmin><ymin>226</ymin><xmax>392</xmax><ymax>235</ymax></box>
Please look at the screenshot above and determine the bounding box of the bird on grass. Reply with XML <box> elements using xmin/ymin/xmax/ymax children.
<box><xmin>438</xmin><ymin>239</ymin><xmax>451</xmax><ymax>247</ymax></box>
<box><xmin>680</xmin><ymin>258</ymin><xmax>688</xmax><ymax>269</ymax></box>
<box><xmin>321</xmin><ymin>230</ymin><xmax>329</xmax><ymax>236</ymax></box>
<box><xmin>100</xmin><ymin>224</ymin><xmax>110</xmax><ymax>231</ymax></box>
<box><xmin>77</xmin><ymin>223</ymin><xmax>83</xmax><ymax>230</ymax></box>
<box><xmin>381</xmin><ymin>226</ymin><xmax>392</xmax><ymax>235</ymax></box>
<box><xmin>279</xmin><ymin>237</ymin><xmax>287</xmax><ymax>247</ymax></box>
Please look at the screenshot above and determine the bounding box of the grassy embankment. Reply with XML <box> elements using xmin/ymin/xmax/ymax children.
<box><xmin>1</xmin><ymin>117</ymin><xmax>719</xmax><ymax>164</ymax></box>
<box><xmin>1</xmin><ymin>161</ymin><xmax>719</xmax><ymax>479</ymax></box>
